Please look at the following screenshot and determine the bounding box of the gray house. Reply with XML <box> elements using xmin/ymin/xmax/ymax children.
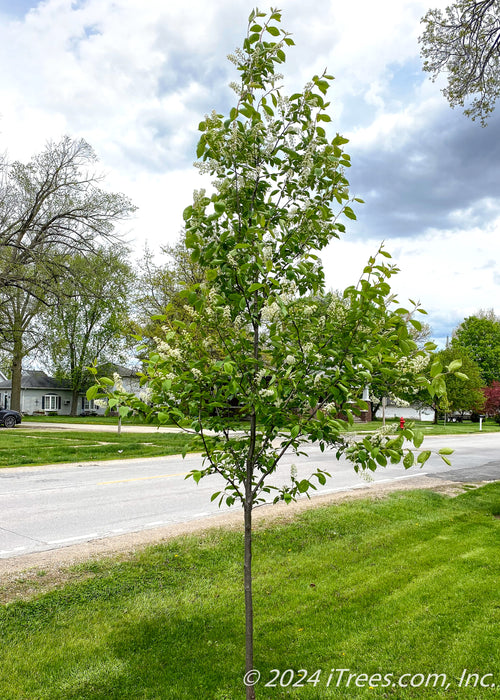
<box><xmin>0</xmin><ymin>366</ymin><xmax>141</xmax><ymax>415</ymax></box>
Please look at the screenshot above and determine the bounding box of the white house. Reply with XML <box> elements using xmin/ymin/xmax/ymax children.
<box><xmin>0</xmin><ymin>365</ymin><xmax>142</xmax><ymax>415</ymax></box>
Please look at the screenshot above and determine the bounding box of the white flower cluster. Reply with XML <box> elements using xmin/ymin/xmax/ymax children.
<box><xmin>227</xmin><ymin>251</ymin><xmax>238</xmax><ymax>268</ymax></box>
<box><xmin>260</xmin><ymin>388</ymin><xmax>274</xmax><ymax>398</ymax></box>
<box><xmin>155</xmin><ymin>339</ymin><xmax>183</xmax><ymax>362</ymax></box>
<box><xmin>261</xmin><ymin>244</ymin><xmax>274</xmax><ymax>262</ymax></box>
<box><xmin>390</xmin><ymin>396</ymin><xmax>411</xmax><ymax>408</ymax></box>
<box><xmin>229</xmin><ymin>81</ymin><xmax>242</xmax><ymax>95</ymax></box>
<box><xmin>191</xmin><ymin>368</ymin><xmax>203</xmax><ymax>380</ymax></box>
<box><xmin>192</xmin><ymin>188</ymin><xmax>206</xmax><ymax>206</ymax></box>
<box><xmin>261</xmin><ymin>301</ymin><xmax>280</xmax><ymax>324</ymax></box>
<box><xmin>227</xmin><ymin>48</ymin><xmax>246</xmax><ymax>66</ymax></box>
<box><xmin>285</xmin><ymin>355</ymin><xmax>296</xmax><ymax>365</ymax></box>
<box><xmin>396</xmin><ymin>353</ymin><xmax>430</xmax><ymax>373</ymax></box>
<box><xmin>112</xmin><ymin>372</ymin><xmax>124</xmax><ymax>392</ymax></box>
<box><xmin>138</xmin><ymin>387</ymin><xmax>153</xmax><ymax>403</ymax></box>
<box><xmin>256</xmin><ymin>367</ymin><xmax>268</xmax><ymax>384</ymax></box>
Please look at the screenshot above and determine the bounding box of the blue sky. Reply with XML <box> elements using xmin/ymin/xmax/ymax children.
<box><xmin>0</xmin><ymin>0</ymin><xmax>499</xmax><ymax>346</ymax></box>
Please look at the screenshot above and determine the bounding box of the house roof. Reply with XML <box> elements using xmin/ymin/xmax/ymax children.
<box><xmin>0</xmin><ymin>370</ymin><xmax>71</xmax><ymax>391</ymax></box>
<box><xmin>97</xmin><ymin>362</ymin><xmax>140</xmax><ymax>379</ymax></box>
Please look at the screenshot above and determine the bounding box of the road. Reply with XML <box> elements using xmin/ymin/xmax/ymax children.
<box><xmin>1</xmin><ymin>433</ymin><xmax>499</xmax><ymax>560</ymax></box>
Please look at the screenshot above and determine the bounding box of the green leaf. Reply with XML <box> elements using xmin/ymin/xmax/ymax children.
<box><xmin>298</xmin><ymin>480</ymin><xmax>310</xmax><ymax>493</ymax></box>
<box><xmin>403</xmin><ymin>451</ymin><xmax>415</xmax><ymax>469</ymax></box>
<box><xmin>248</xmin><ymin>282</ymin><xmax>264</xmax><ymax>293</ymax></box>
<box><xmin>440</xmin><ymin>456</ymin><xmax>452</xmax><ymax>466</ymax></box>
<box><xmin>196</xmin><ymin>136</ymin><xmax>206</xmax><ymax>158</ymax></box>
<box><xmin>290</xmin><ymin>425</ymin><xmax>300</xmax><ymax>439</ymax></box>
<box><xmin>266</xmin><ymin>25</ymin><xmax>280</xmax><ymax>36</ymax></box>
<box><xmin>86</xmin><ymin>385</ymin><xmax>99</xmax><ymax>400</ymax></box>
<box><xmin>438</xmin><ymin>447</ymin><xmax>454</xmax><ymax>455</ymax></box>
<box><xmin>417</xmin><ymin>450</ymin><xmax>431</xmax><ymax>465</ymax></box>
<box><xmin>413</xmin><ymin>431</ymin><xmax>424</xmax><ymax>448</ymax></box>
<box><xmin>430</xmin><ymin>361</ymin><xmax>443</xmax><ymax>378</ymax></box>
<box><xmin>118</xmin><ymin>405</ymin><xmax>130</xmax><ymax>418</ymax></box>
<box><xmin>447</xmin><ymin>359</ymin><xmax>462</xmax><ymax>372</ymax></box>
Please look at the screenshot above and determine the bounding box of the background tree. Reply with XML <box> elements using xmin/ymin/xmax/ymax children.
<box><xmin>452</xmin><ymin>313</ymin><xmax>500</xmax><ymax>384</ymax></box>
<box><xmin>132</xmin><ymin>236</ymin><xmax>204</xmax><ymax>351</ymax></box>
<box><xmin>90</xmin><ymin>10</ymin><xmax>452</xmax><ymax>699</ymax></box>
<box><xmin>0</xmin><ymin>285</ymin><xmax>49</xmax><ymax>407</ymax></box>
<box><xmin>434</xmin><ymin>345</ymin><xmax>485</xmax><ymax>416</ymax></box>
<box><xmin>45</xmin><ymin>245</ymin><xmax>133</xmax><ymax>415</ymax></box>
<box><xmin>0</xmin><ymin>136</ymin><xmax>136</xmax><ymax>410</ymax></box>
<box><xmin>483</xmin><ymin>380</ymin><xmax>500</xmax><ymax>418</ymax></box>
<box><xmin>368</xmin><ymin>319</ymin><xmax>434</xmax><ymax>418</ymax></box>
<box><xmin>419</xmin><ymin>0</ymin><xmax>500</xmax><ymax>125</ymax></box>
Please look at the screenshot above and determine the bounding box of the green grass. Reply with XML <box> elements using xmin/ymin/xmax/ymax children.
<box><xmin>1</xmin><ymin>484</ymin><xmax>499</xmax><ymax>698</ymax></box>
<box><xmin>352</xmin><ymin>418</ymin><xmax>500</xmax><ymax>435</ymax></box>
<box><xmin>24</xmin><ymin>414</ymin><xmax>158</xmax><ymax>426</ymax></box>
<box><xmin>0</xmin><ymin>429</ymin><xmax>197</xmax><ymax>467</ymax></box>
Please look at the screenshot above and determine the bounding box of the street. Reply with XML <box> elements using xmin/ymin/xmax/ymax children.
<box><xmin>1</xmin><ymin>433</ymin><xmax>499</xmax><ymax>560</ymax></box>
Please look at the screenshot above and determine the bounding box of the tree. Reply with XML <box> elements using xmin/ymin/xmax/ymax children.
<box><xmin>90</xmin><ymin>10</ymin><xmax>452</xmax><ymax>698</ymax></box>
<box><xmin>0</xmin><ymin>136</ymin><xmax>136</xmax><ymax>410</ymax></box>
<box><xmin>419</xmin><ymin>0</ymin><xmax>500</xmax><ymax>125</ymax></box>
<box><xmin>0</xmin><ymin>286</ymin><xmax>48</xmax><ymax>409</ymax></box>
<box><xmin>369</xmin><ymin>320</ymin><xmax>434</xmax><ymax>418</ymax></box>
<box><xmin>132</xmin><ymin>237</ymin><xmax>204</xmax><ymax>351</ymax></box>
<box><xmin>453</xmin><ymin>314</ymin><xmax>500</xmax><ymax>384</ymax></box>
<box><xmin>483</xmin><ymin>380</ymin><xmax>500</xmax><ymax>416</ymax></box>
<box><xmin>45</xmin><ymin>245</ymin><xmax>133</xmax><ymax>415</ymax></box>
<box><xmin>434</xmin><ymin>345</ymin><xmax>485</xmax><ymax>416</ymax></box>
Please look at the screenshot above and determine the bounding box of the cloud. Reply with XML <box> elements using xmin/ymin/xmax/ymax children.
<box><xmin>0</xmin><ymin>0</ymin><xmax>499</xmax><ymax>347</ymax></box>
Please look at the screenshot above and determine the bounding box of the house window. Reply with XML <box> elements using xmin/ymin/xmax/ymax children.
<box><xmin>42</xmin><ymin>394</ymin><xmax>61</xmax><ymax>411</ymax></box>
<box><xmin>84</xmin><ymin>399</ymin><xmax>95</xmax><ymax>411</ymax></box>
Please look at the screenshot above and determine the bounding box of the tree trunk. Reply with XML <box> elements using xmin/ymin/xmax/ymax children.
<box><xmin>244</xmin><ymin>500</ymin><xmax>255</xmax><ymax>700</ymax></box>
<box><xmin>10</xmin><ymin>333</ymin><xmax>23</xmax><ymax>412</ymax></box>
<box><xmin>70</xmin><ymin>390</ymin><xmax>79</xmax><ymax>416</ymax></box>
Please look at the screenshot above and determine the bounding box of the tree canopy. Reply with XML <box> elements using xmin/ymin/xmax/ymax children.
<box><xmin>0</xmin><ymin>136</ymin><xmax>136</xmax><ymax>411</ymax></box>
<box><xmin>453</xmin><ymin>313</ymin><xmax>500</xmax><ymax>384</ymax></box>
<box><xmin>420</xmin><ymin>0</ymin><xmax>500</xmax><ymax>125</ymax></box>
<box><xmin>90</xmin><ymin>9</ymin><xmax>453</xmax><ymax>698</ymax></box>
<box><xmin>435</xmin><ymin>345</ymin><xmax>485</xmax><ymax>414</ymax></box>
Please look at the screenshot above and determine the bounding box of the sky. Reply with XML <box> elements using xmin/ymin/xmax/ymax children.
<box><xmin>0</xmin><ymin>0</ymin><xmax>499</xmax><ymax>346</ymax></box>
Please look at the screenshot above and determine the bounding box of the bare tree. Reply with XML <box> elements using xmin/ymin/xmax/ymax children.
<box><xmin>0</xmin><ymin>136</ymin><xmax>136</xmax><ymax>410</ymax></box>
<box><xmin>420</xmin><ymin>0</ymin><xmax>500</xmax><ymax>125</ymax></box>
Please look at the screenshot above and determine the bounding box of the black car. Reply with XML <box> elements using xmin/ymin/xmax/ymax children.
<box><xmin>0</xmin><ymin>409</ymin><xmax>22</xmax><ymax>428</ymax></box>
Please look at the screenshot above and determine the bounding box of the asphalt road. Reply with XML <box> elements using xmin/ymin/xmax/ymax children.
<box><xmin>1</xmin><ymin>433</ymin><xmax>499</xmax><ymax>560</ymax></box>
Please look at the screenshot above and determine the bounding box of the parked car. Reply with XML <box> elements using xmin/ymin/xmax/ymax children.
<box><xmin>0</xmin><ymin>409</ymin><xmax>22</xmax><ymax>428</ymax></box>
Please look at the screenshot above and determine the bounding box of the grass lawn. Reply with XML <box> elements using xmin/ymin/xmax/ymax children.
<box><xmin>0</xmin><ymin>429</ymin><xmax>196</xmax><ymax>467</ymax></box>
<box><xmin>24</xmin><ymin>414</ymin><xmax>158</xmax><ymax>426</ymax></box>
<box><xmin>351</xmin><ymin>419</ymin><xmax>500</xmax><ymax>435</ymax></box>
<box><xmin>0</xmin><ymin>484</ymin><xmax>499</xmax><ymax>698</ymax></box>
